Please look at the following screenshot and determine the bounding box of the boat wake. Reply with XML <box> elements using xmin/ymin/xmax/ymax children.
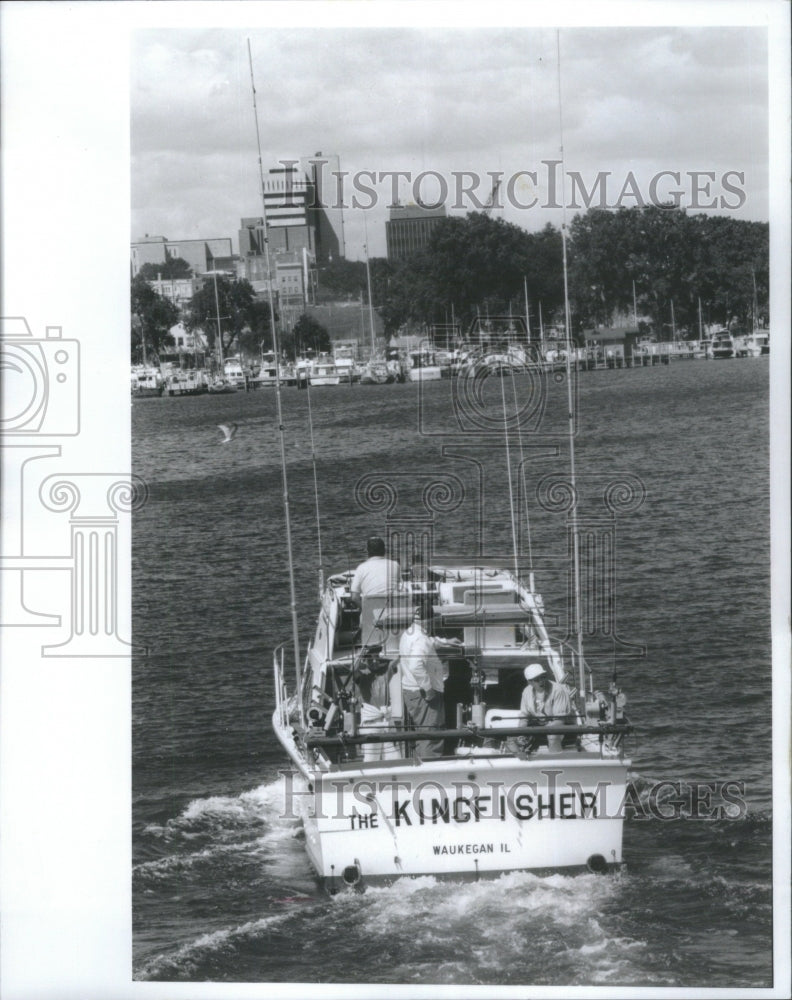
<box><xmin>134</xmin><ymin>780</ymin><xmax>771</xmax><ymax>985</ymax></box>
<box><xmin>135</xmin><ymin>777</ymin><xmax>309</xmax><ymax>887</ymax></box>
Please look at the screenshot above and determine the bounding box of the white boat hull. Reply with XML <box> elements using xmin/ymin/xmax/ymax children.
<box><xmin>274</xmin><ymin>715</ymin><xmax>628</xmax><ymax>890</ymax></box>
<box><xmin>408</xmin><ymin>366</ymin><xmax>443</xmax><ymax>382</ymax></box>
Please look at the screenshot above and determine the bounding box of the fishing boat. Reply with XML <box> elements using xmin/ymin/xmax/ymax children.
<box><xmin>309</xmin><ymin>354</ymin><xmax>341</xmax><ymax>387</ymax></box>
<box><xmin>265</xmin><ymin>32</ymin><xmax>631</xmax><ymax>893</ymax></box>
<box><xmin>255</xmin><ymin>351</ymin><xmax>280</xmax><ymax>386</ymax></box>
<box><xmin>359</xmin><ymin>359</ymin><xmax>394</xmax><ymax>385</ymax></box>
<box><xmin>733</xmin><ymin>331</ymin><xmax>769</xmax><ymax>358</ymax></box>
<box><xmin>224</xmin><ymin>357</ymin><xmax>249</xmax><ymax>388</ymax></box>
<box><xmin>207</xmin><ymin>376</ymin><xmax>238</xmax><ymax>394</ymax></box>
<box><xmin>130</xmin><ymin>365</ymin><xmax>164</xmax><ymax>398</ymax></box>
<box><xmin>164</xmin><ymin>370</ymin><xmax>208</xmax><ymax>396</ymax></box>
<box><xmin>710</xmin><ymin>329</ymin><xmax>735</xmax><ymax>359</ymax></box>
<box><xmin>334</xmin><ymin>346</ymin><xmax>359</xmax><ymax>384</ymax></box>
<box><xmin>407</xmin><ymin>349</ymin><xmax>443</xmax><ymax>382</ymax></box>
<box><xmin>273</xmin><ymin>564</ymin><xmax>631</xmax><ymax>891</ymax></box>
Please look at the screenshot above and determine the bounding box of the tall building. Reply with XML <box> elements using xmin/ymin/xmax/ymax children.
<box><xmin>239</xmin><ymin>164</ymin><xmax>315</xmax><ymax>258</ymax></box>
<box><xmin>302</xmin><ymin>152</ymin><xmax>345</xmax><ymax>263</ymax></box>
<box><xmin>385</xmin><ymin>203</ymin><xmax>447</xmax><ymax>261</ymax></box>
<box><xmin>239</xmin><ymin>155</ymin><xmax>345</xmax><ymax>269</ymax></box>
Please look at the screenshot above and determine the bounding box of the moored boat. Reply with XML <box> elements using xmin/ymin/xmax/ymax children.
<box><xmin>273</xmin><ymin>563</ymin><xmax>631</xmax><ymax>891</ymax></box>
<box><xmin>207</xmin><ymin>376</ymin><xmax>238</xmax><ymax>394</ymax></box>
<box><xmin>407</xmin><ymin>349</ymin><xmax>443</xmax><ymax>382</ymax></box>
<box><xmin>359</xmin><ymin>359</ymin><xmax>394</xmax><ymax>385</ymax></box>
<box><xmin>309</xmin><ymin>354</ymin><xmax>341</xmax><ymax>387</ymax></box>
<box><xmin>710</xmin><ymin>329</ymin><xmax>735</xmax><ymax>359</ymax></box>
<box><xmin>334</xmin><ymin>346</ymin><xmax>359</xmax><ymax>383</ymax></box>
<box><xmin>130</xmin><ymin>365</ymin><xmax>164</xmax><ymax>398</ymax></box>
<box><xmin>164</xmin><ymin>370</ymin><xmax>208</xmax><ymax>396</ymax></box>
<box><xmin>733</xmin><ymin>331</ymin><xmax>769</xmax><ymax>357</ymax></box>
<box><xmin>224</xmin><ymin>357</ymin><xmax>250</xmax><ymax>388</ymax></box>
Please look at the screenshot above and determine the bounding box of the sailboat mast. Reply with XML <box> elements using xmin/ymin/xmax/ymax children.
<box><xmin>248</xmin><ymin>39</ymin><xmax>303</xmax><ymax>702</ymax></box>
<box><xmin>556</xmin><ymin>31</ymin><xmax>585</xmax><ymax>697</ymax></box>
<box><xmin>212</xmin><ymin>270</ymin><xmax>225</xmax><ymax>368</ymax></box>
<box><xmin>364</xmin><ymin>213</ymin><xmax>376</xmax><ymax>355</ymax></box>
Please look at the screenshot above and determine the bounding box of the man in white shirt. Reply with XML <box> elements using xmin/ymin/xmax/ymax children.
<box><xmin>350</xmin><ymin>536</ymin><xmax>401</xmax><ymax>605</ymax></box>
<box><xmin>399</xmin><ymin>601</ymin><xmax>460</xmax><ymax>758</ymax></box>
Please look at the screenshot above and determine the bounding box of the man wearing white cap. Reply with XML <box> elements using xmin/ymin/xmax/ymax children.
<box><xmin>518</xmin><ymin>663</ymin><xmax>575</xmax><ymax>752</ymax></box>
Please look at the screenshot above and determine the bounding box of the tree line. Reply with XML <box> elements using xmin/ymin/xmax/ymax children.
<box><xmin>131</xmin><ymin>204</ymin><xmax>768</xmax><ymax>361</ymax></box>
<box><xmin>319</xmin><ymin>205</ymin><xmax>768</xmax><ymax>339</ymax></box>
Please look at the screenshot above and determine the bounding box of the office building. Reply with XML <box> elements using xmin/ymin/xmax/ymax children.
<box><xmin>385</xmin><ymin>203</ymin><xmax>447</xmax><ymax>261</ymax></box>
<box><xmin>130</xmin><ymin>235</ymin><xmax>233</xmax><ymax>277</ymax></box>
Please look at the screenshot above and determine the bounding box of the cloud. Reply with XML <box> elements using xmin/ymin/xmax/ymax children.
<box><xmin>131</xmin><ymin>25</ymin><xmax>769</xmax><ymax>258</ymax></box>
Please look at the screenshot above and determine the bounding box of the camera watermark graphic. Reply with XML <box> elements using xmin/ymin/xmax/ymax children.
<box><xmin>0</xmin><ymin>317</ymin><xmax>80</xmax><ymax>436</ymax></box>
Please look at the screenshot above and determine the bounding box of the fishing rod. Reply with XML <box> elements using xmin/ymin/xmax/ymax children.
<box><xmin>305</xmin><ymin>720</ymin><xmax>632</xmax><ymax>749</ymax></box>
<box><xmin>304</xmin><ymin>377</ymin><xmax>325</xmax><ymax>599</ymax></box>
<box><xmin>248</xmin><ymin>39</ymin><xmax>303</xmax><ymax>718</ymax></box>
<box><xmin>499</xmin><ymin>366</ymin><xmax>521</xmax><ymax>585</ymax></box>
<box><xmin>556</xmin><ymin>30</ymin><xmax>585</xmax><ymax>699</ymax></box>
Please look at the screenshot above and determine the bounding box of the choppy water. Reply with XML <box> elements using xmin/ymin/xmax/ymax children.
<box><xmin>132</xmin><ymin>359</ymin><xmax>772</xmax><ymax>986</ymax></box>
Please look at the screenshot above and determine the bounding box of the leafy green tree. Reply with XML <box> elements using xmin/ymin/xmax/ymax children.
<box><xmin>130</xmin><ymin>274</ymin><xmax>179</xmax><ymax>361</ymax></box>
<box><xmin>184</xmin><ymin>275</ymin><xmax>272</xmax><ymax>359</ymax></box>
<box><xmin>316</xmin><ymin>258</ymin><xmax>367</xmax><ymax>301</ymax></box>
<box><xmin>137</xmin><ymin>256</ymin><xmax>193</xmax><ymax>280</ymax></box>
<box><xmin>567</xmin><ymin>205</ymin><xmax>768</xmax><ymax>335</ymax></box>
<box><xmin>374</xmin><ymin>213</ymin><xmax>563</xmax><ymax>336</ymax></box>
<box><xmin>285</xmin><ymin>313</ymin><xmax>331</xmax><ymax>356</ymax></box>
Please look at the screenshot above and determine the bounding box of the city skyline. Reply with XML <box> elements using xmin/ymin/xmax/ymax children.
<box><xmin>132</xmin><ymin>24</ymin><xmax>769</xmax><ymax>262</ymax></box>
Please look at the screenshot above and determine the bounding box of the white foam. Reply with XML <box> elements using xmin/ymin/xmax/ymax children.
<box><xmin>136</xmin><ymin>910</ymin><xmax>300</xmax><ymax>980</ymax></box>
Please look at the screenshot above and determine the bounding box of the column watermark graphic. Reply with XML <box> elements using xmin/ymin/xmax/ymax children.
<box><xmin>0</xmin><ymin>316</ymin><xmax>145</xmax><ymax>656</ymax></box>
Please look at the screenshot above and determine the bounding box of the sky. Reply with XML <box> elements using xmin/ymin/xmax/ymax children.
<box><xmin>131</xmin><ymin>24</ymin><xmax>769</xmax><ymax>261</ymax></box>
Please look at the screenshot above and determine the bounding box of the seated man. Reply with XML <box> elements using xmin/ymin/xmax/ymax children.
<box><xmin>355</xmin><ymin>656</ymin><xmax>400</xmax><ymax>762</ymax></box>
<box><xmin>518</xmin><ymin>663</ymin><xmax>576</xmax><ymax>753</ymax></box>
<box><xmin>350</xmin><ymin>536</ymin><xmax>401</xmax><ymax>605</ymax></box>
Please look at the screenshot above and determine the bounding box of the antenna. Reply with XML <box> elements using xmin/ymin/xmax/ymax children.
<box><xmin>248</xmin><ymin>39</ymin><xmax>303</xmax><ymax>707</ymax></box>
<box><xmin>556</xmin><ymin>30</ymin><xmax>585</xmax><ymax>697</ymax></box>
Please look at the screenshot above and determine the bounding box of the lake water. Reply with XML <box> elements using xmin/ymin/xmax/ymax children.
<box><xmin>132</xmin><ymin>358</ymin><xmax>772</xmax><ymax>987</ymax></box>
